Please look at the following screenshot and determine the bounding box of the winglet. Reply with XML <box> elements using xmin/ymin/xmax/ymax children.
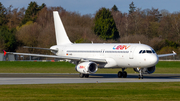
<box><xmin>3</xmin><ymin>50</ymin><xmax>6</xmax><ymax>56</ymax></box>
<box><xmin>172</xmin><ymin>51</ymin><xmax>176</xmax><ymax>55</ymax></box>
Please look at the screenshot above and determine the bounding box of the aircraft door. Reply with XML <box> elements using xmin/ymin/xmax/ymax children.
<box><xmin>100</xmin><ymin>49</ymin><xmax>105</xmax><ymax>57</ymax></box>
<box><xmin>129</xmin><ymin>47</ymin><xmax>136</xmax><ymax>59</ymax></box>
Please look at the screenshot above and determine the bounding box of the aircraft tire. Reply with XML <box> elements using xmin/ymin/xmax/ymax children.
<box><xmin>138</xmin><ymin>75</ymin><xmax>141</xmax><ymax>79</ymax></box>
<box><xmin>118</xmin><ymin>71</ymin><xmax>123</xmax><ymax>78</ymax></box>
<box><xmin>138</xmin><ymin>75</ymin><xmax>143</xmax><ymax>79</ymax></box>
<box><xmin>122</xmin><ymin>71</ymin><xmax>127</xmax><ymax>78</ymax></box>
<box><xmin>85</xmin><ymin>74</ymin><xmax>89</xmax><ymax>78</ymax></box>
<box><xmin>79</xmin><ymin>73</ymin><xmax>85</xmax><ymax>78</ymax></box>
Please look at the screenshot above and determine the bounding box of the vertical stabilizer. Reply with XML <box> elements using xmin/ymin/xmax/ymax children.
<box><xmin>53</xmin><ymin>11</ymin><xmax>72</xmax><ymax>45</ymax></box>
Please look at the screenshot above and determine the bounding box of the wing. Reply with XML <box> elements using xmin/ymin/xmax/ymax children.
<box><xmin>158</xmin><ymin>51</ymin><xmax>177</xmax><ymax>58</ymax></box>
<box><xmin>7</xmin><ymin>52</ymin><xmax>107</xmax><ymax>63</ymax></box>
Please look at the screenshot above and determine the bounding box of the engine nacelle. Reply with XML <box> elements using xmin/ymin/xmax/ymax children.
<box><xmin>133</xmin><ymin>66</ymin><xmax>156</xmax><ymax>74</ymax></box>
<box><xmin>75</xmin><ymin>62</ymin><xmax>98</xmax><ymax>74</ymax></box>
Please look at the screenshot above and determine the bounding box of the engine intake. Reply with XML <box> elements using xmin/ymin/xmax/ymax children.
<box><xmin>75</xmin><ymin>62</ymin><xmax>98</xmax><ymax>74</ymax></box>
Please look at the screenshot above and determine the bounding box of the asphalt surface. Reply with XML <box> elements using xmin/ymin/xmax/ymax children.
<box><xmin>0</xmin><ymin>73</ymin><xmax>180</xmax><ymax>85</ymax></box>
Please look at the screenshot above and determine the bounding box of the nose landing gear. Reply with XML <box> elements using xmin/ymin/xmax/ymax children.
<box><xmin>138</xmin><ymin>68</ymin><xmax>143</xmax><ymax>79</ymax></box>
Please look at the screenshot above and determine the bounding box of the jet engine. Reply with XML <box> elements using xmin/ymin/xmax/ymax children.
<box><xmin>133</xmin><ymin>66</ymin><xmax>156</xmax><ymax>74</ymax></box>
<box><xmin>75</xmin><ymin>62</ymin><xmax>98</xmax><ymax>74</ymax></box>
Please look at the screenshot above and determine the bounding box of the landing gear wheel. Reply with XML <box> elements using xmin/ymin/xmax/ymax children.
<box><xmin>122</xmin><ymin>71</ymin><xmax>127</xmax><ymax>78</ymax></box>
<box><xmin>138</xmin><ymin>75</ymin><xmax>143</xmax><ymax>79</ymax></box>
<box><xmin>85</xmin><ymin>74</ymin><xmax>89</xmax><ymax>78</ymax></box>
<box><xmin>118</xmin><ymin>71</ymin><xmax>123</xmax><ymax>78</ymax></box>
<box><xmin>79</xmin><ymin>73</ymin><xmax>85</xmax><ymax>78</ymax></box>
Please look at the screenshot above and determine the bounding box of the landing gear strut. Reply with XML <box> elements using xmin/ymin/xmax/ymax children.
<box><xmin>79</xmin><ymin>73</ymin><xmax>89</xmax><ymax>78</ymax></box>
<box><xmin>117</xmin><ymin>68</ymin><xmax>127</xmax><ymax>78</ymax></box>
<box><xmin>138</xmin><ymin>68</ymin><xmax>143</xmax><ymax>79</ymax></box>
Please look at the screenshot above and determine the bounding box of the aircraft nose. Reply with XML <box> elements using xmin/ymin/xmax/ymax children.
<box><xmin>148</xmin><ymin>54</ymin><xmax>159</xmax><ymax>66</ymax></box>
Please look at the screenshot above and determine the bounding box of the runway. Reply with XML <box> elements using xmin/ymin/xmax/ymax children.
<box><xmin>0</xmin><ymin>73</ymin><xmax>180</xmax><ymax>85</ymax></box>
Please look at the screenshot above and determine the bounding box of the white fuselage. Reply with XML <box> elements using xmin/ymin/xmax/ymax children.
<box><xmin>51</xmin><ymin>43</ymin><xmax>159</xmax><ymax>69</ymax></box>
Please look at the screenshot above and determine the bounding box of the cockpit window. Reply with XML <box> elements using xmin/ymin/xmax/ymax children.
<box><xmin>146</xmin><ymin>50</ymin><xmax>152</xmax><ymax>53</ymax></box>
<box><xmin>142</xmin><ymin>50</ymin><xmax>145</xmax><ymax>53</ymax></box>
<box><xmin>139</xmin><ymin>50</ymin><xmax>155</xmax><ymax>54</ymax></box>
<box><xmin>152</xmin><ymin>50</ymin><xmax>155</xmax><ymax>53</ymax></box>
<box><xmin>139</xmin><ymin>50</ymin><xmax>142</xmax><ymax>53</ymax></box>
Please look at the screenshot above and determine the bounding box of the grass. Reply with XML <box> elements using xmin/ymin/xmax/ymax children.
<box><xmin>0</xmin><ymin>61</ymin><xmax>76</xmax><ymax>73</ymax></box>
<box><xmin>0</xmin><ymin>61</ymin><xmax>179</xmax><ymax>73</ymax></box>
<box><xmin>155</xmin><ymin>61</ymin><xmax>180</xmax><ymax>74</ymax></box>
<box><xmin>156</xmin><ymin>61</ymin><xmax>180</xmax><ymax>68</ymax></box>
<box><xmin>0</xmin><ymin>82</ymin><xmax>180</xmax><ymax>101</ymax></box>
<box><xmin>0</xmin><ymin>61</ymin><xmax>179</xmax><ymax>101</ymax></box>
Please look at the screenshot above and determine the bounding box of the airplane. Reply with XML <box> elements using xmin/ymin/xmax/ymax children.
<box><xmin>6</xmin><ymin>11</ymin><xmax>176</xmax><ymax>79</ymax></box>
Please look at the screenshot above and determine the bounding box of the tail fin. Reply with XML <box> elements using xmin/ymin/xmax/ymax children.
<box><xmin>53</xmin><ymin>11</ymin><xmax>72</xmax><ymax>45</ymax></box>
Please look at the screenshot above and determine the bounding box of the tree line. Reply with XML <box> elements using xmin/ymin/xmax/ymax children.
<box><xmin>0</xmin><ymin>1</ymin><xmax>180</xmax><ymax>55</ymax></box>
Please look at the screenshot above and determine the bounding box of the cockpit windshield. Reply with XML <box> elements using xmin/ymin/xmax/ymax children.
<box><xmin>152</xmin><ymin>50</ymin><xmax>155</xmax><ymax>53</ymax></box>
<box><xmin>139</xmin><ymin>50</ymin><xmax>156</xmax><ymax>54</ymax></box>
<box><xmin>146</xmin><ymin>50</ymin><xmax>152</xmax><ymax>53</ymax></box>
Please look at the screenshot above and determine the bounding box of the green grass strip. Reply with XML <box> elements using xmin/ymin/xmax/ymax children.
<box><xmin>0</xmin><ymin>82</ymin><xmax>179</xmax><ymax>101</ymax></box>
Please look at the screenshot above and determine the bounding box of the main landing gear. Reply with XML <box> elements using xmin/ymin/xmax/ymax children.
<box><xmin>118</xmin><ymin>68</ymin><xmax>127</xmax><ymax>78</ymax></box>
<box><xmin>79</xmin><ymin>73</ymin><xmax>89</xmax><ymax>78</ymax></box>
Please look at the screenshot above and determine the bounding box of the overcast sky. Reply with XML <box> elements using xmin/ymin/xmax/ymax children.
<box><xmin>1</xmin><ymin>0</ymin><xmax>180</xmax><ymax>15</ymax></box>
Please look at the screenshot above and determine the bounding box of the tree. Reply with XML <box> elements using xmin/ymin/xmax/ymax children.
<box><xmin>94</xmin><ymin>7</ymin><xmax>120</xmax><ymax>40</ymax></box>
<box><xmin>0</xmin><ymin>2</ymin><xmax>8</xmax><ymax>26</ymax></box>
<box><xmin>6</xmin><ymin>6</ymin><xmax>25</xmax><ymax>29</ymax></box>
<box><xmin>129</xmin><ymin>2</ymin><xmax>136</xmax><ymax>14</ymax></box>
<box><xmin>21</xmin><ymin>1</ymin><xmax>46</xmax><ymax>25</ymax></box>
<box><xmin>111</xmin><ymin>5</ymin><xmax>118</xmax><ymax>12</ymax></box>
<box><xmin>0</xmin><ymin>26</ymin><xmax>17</xmax><ymax>52</ymax></box>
